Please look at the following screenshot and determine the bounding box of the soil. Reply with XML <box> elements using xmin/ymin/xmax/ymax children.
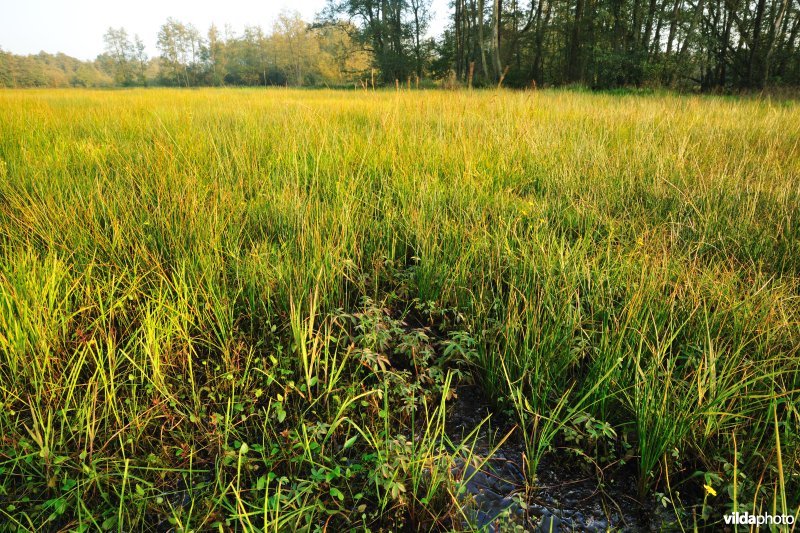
<box><xmin>446</xmin><ymin>385</ymin><xmax>677</xmax><ymax>532</ymax></box>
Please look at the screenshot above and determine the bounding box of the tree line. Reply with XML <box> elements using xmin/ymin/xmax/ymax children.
<box><xmin>1</xmin><ymin>2</ymin><xmax>799</xmax><ymax>90</ymax></box>
<box><xmin>0</xmin><ymin>13</ymin><xmax>371</xmax><ymax>89</ymax></box>
<box><xmin>440</xmin><ymin>0</ymin><xmax>800</xmax><ymax>88</ymax></box>
<box><xmin>321</xmin><ymin>0</ymin><xmax>800</xmax><ymax>89</ymax></box>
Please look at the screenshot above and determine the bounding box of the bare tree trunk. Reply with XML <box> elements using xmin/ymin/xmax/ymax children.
<box><xmin>492</xmin><ymin>0</ymin><xmax>504</xmax><ymax>78</ymax></box>
<box><xmin>649</xmin><ymin>0</ymin><xmax>666</xmax><ymax>56</ymax></box>
<box><xmin>762</xmin><ymin>0</ymin><xmax>791</xmax><ymax>86</ymax></box>
<box><xmin>530</xmin><ymin>0</ymin><xmax>546</xmax><ymax>80</ymax></box>
<box><xmin>567</xmin><ymin>0</ymin><xmax>586</xmax><ymax>82</ymax></box>
<box><xmin>632</xmin><ymin>0</ymin><xmax>643</xmax><ymax>50</ymax></box>
<box><xmin>747</xmin><ymin>0</ymin><xmax>767</xmax><ymax>86</ymax></box>
<box><xmin>412</xmin><ymin>0</ymin><xmax>423</xmax><ymax>78</ymax></box>
<box><xmin>717</xmin><ymin>1</ymin><xmax>734</xmax><ymax>87</ymax></box>
<box><xmin>478</xmin><ymin>0</ymin><xmax>490</xmax><ymax>79</ymax></box>
<box><xmin>666</xmin><ymin>0</ymin><xmax>682</xmax><ymax>55</ymax></box>
<box><xmin>455</xmin><ymin>0</ymin><xmax>463</xmax><ymax>78</ymax></box>
<box><xmin>678</xmin><ymin>0</ymin><xmax>706</xmax><ymax>58</ymax></box>
<box><xmin>466</xmin><ymin>0</ymin><xmax>475</xmax><ymax>80</ymax></box>
<box><xmin>642</xmin><ymin>0</ymin><xmax>659</xmax><ymax>52</ymax></box>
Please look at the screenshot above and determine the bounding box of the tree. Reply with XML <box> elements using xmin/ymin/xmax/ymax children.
<box><xmin>0</xmin><ymin>48</ymin><xmax>17</xmax><ymax>87</ymax></box>
<box><xmin>0</xmin><ymin>50</ymin><xmax>112</xmax><ymax>88</ymax></box>
<box><xmin>103</xmin><ymin>27</ymin><xmax>136</xmax><ymax>85</ymax></box>
<box><xmin>272</xmin><ymin>12</ymin><xmax>320</xmax><ymax>86</ymax></box>
<box><xmin>206</xmin><ymin>24</ymin><xmax>226</xmax><ymax>86</ymax></box>
<box><xmin>157</xmin><ymin>18</ymin><xmax>203</xmax><ymax>86</ymax></box>
<box><xmin>446</xmin><ymin>0</ymin><xmax>800</xmax><ymax>89</ymax></box>
<box><xmin>315</xmin><ymin>21</ymin><xmax>374</xmax><ymax>84</ymax></box>
<box><xmin>17</xmin><ymin>4</ymin><xmax>800</xmax><ymax>91</ymax></box>
<box><xmin>409</xmin><ymin>0</ymin><xmax>432</xmax><ymax>77</ymax></box>
<box><xmin>133</xmin><ymin>35</ymin><xmax>148</xmax><ymax>85</ymax></box>
<box><xmin>492</xmin><ymin>0</ymin><xmax>503</xmax><ymax>78</ymax></box>
<box><xmin>323</xmin><ymin>0</ymin><xmax>430</xmax><ymax>83</ymax></box>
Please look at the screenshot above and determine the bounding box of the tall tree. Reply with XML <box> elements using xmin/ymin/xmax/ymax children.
<box><xmin>133</xmin><ymin>35</ymin><xmax>148</xmax><ymax>85</ymax></box>
<box><xmin>323</xmin><ymin>0</ymin><xmax>429</xmax><ymax>82</ymax></box>
<box><xmin>157</xmin><ymin>18</ymin><xmax>203</xmax><ymax>86</ymax></box>
<box><xmin>409</xmin><ymin>0</ymin><xmax>432</xmax><ymax>76</ymax></box>
<box><xmin>103</xmin><ymin>27</ymin><xmax>136</xmax><ymax>85</ymax></box>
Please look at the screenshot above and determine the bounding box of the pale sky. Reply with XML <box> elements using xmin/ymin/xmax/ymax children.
<box><xmin>0</xmin><ymin>0</ymin><xmax>451</xmax><ymax>60</ymax></box>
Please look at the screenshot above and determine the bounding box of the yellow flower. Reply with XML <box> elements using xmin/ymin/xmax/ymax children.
<box><xmin>703</xmin><ymin>484</ymin><xmax>717</xmax><ymax>497</ymax></box>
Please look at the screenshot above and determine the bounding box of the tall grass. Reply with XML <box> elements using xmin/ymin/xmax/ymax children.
<box><xmin>0</xmin><ymin>88</ymin><xmax>798</xmax><ymax>530</ymax></box>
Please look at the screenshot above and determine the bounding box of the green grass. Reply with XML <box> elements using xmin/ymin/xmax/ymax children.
<box><xmin>0</xmin><ymin>88</ymin><xmax>798</xmax><ymax>531</ymax></box>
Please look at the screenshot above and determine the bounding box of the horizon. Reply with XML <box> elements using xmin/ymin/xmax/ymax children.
<box><xmin>0</xmin><ymin>0</ymin><xmax>450</xmax><ymax>61</ymax></box>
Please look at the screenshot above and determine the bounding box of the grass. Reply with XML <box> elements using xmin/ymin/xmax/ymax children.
<box><xmin>0</xmin><ymin>87</ymin><xmax>798</xmax><ymax>531</ymax></box>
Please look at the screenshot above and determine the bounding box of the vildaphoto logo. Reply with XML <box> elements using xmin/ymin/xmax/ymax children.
<box><xmin>723</xmin><ymin>512</ymin><xmax>795</xmax><ymax>526</ymax></box>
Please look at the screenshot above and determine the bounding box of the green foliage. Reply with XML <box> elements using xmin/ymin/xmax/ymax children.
<box><xmin>0</xmin><ymin>89</ymin><xmax>798</xmax><ymax>530</ymax></box>
<box><xmin>0</xmin><ymin>50</ymin><xmax>112</xmax><ymax>88</ymax></box>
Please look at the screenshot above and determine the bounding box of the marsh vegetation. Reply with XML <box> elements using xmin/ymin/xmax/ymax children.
<box><xmin>0</xmin><ymin>88</ymin><xmax>798</xmax><ymax>530</ymax></box>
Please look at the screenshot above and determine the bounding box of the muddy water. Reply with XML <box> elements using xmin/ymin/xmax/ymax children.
<box><xmin>446</xmin><ymin>385</ymin><xmax>673</xmax><ymax>532</ymax></box>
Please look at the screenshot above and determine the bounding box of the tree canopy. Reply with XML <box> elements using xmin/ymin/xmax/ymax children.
<box><xmin>1</xmin><ymin>2</ymin><xmax>798</xmax><ymax>90</ymax></box>
<box><xmin>442</xmin><ymin>0</ymin><xmax>800</xmax><ymax>88</ymax></box>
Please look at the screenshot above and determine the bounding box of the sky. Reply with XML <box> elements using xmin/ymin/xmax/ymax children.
<box><xmin>0</xmin><ymin>0</ymin><xmax>451</xmax><ymax>60</ymax></box>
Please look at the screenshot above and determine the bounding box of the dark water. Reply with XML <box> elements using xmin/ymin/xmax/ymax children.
<box><xmin>446</xmin><ymin>385</ymin><xmax>674</xmax><ymax>532</ymax></box>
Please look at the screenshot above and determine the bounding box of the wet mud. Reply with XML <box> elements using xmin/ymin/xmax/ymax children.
<box><xmin>446</xmin><ymin>385</ymin><xmax>676</xmax><ymax>532</ymax></box>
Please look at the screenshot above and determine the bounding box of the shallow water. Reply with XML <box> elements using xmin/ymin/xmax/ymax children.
<box><xmin>446</xmin><ymin>385</ymin><xmax>674</xmax><ymax>532</ymax></box>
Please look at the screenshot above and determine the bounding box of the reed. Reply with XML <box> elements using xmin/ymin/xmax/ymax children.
<box><xmin>0</xmin><ymin>88</ymin><xmax>797</xmax><ymax>530</ymax></box>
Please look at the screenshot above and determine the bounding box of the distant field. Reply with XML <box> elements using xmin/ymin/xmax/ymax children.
<box><xmin>0</xmin><ymin>88</ymin><xmax>798</xmax><ymax>530</ymax></box>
